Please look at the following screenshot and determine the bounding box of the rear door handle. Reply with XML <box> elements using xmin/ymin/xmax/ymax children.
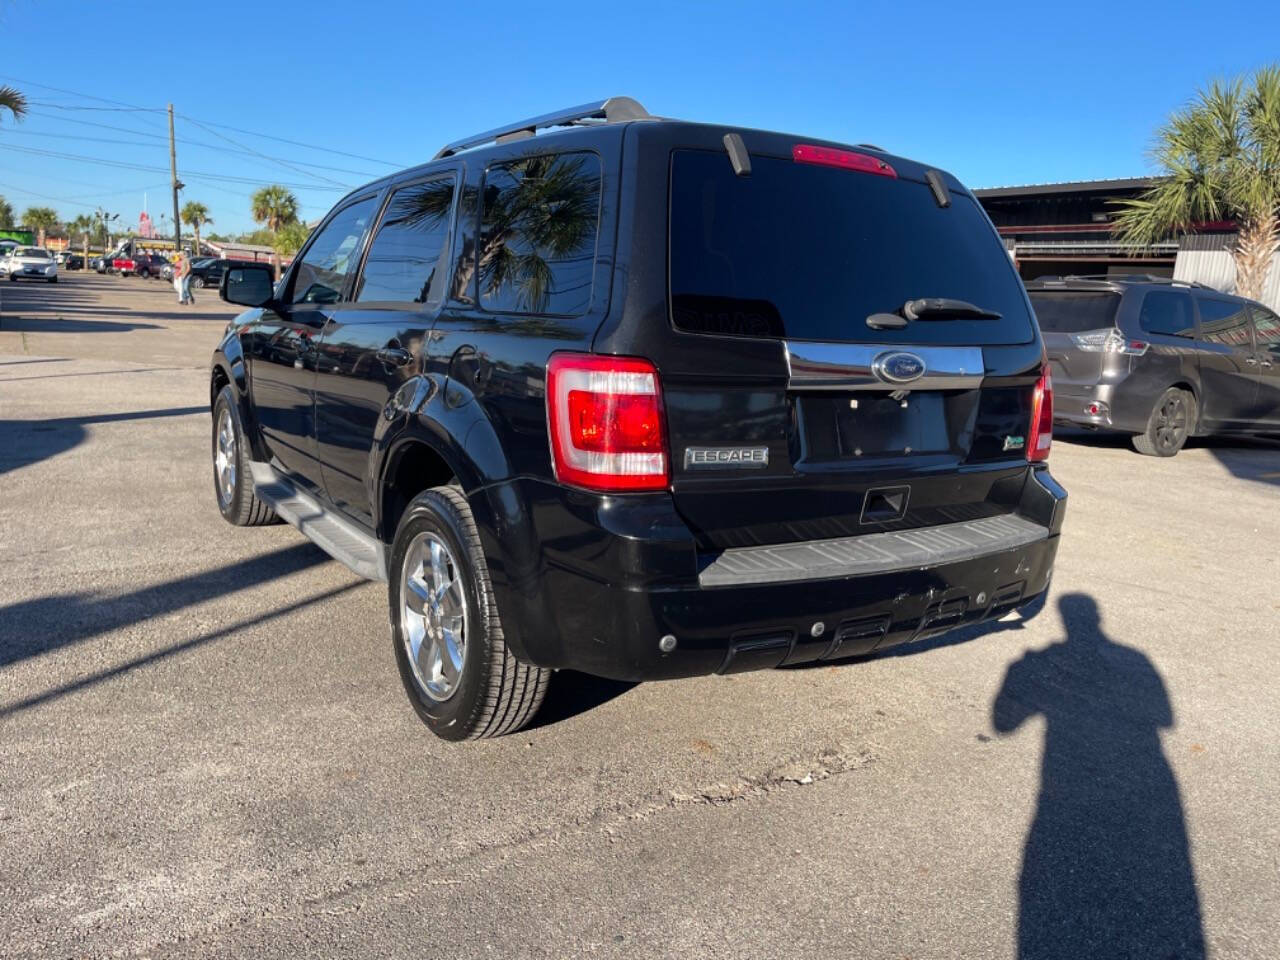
<box><xmin>376</xmin><ymin>347</ymin><xmax>412</xmax><ymax>367</ymax></box>
<box><xmin>1245</xmin><ymin>356</ymin><xmax>1259</xmax><ymax>365</ymax></box>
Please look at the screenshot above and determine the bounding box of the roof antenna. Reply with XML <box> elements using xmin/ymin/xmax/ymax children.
<box><xmin>723</xmin><ymin>133</ymin><xmax>751</xmax><ymax>177</ymax></box>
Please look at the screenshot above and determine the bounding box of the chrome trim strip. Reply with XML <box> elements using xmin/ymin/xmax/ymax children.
<box><xmin>783</xmin><ymin>341</ymin><xmax>985</xmax><ymax>391</ymax></box>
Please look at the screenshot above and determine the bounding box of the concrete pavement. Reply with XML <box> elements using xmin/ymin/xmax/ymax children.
<box><xmin>1</xmin><ymin>273</ymin><xmax>1278</xmax><ymax>958</ymax></box>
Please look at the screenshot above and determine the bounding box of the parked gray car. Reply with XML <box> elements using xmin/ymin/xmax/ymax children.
<box><xmin>1027</xmin><ymin>275</ymin><xmax>1280</xmax><ymax>455</ymax></box>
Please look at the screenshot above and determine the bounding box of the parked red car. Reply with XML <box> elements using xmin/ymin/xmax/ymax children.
<box><xmin>113</xmin><ymin>253</ymin><xmax>163</xmax><ymax>278</ymax></box>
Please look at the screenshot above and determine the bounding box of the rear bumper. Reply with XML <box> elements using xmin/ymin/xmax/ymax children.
<box><xmin>1053</xmin><ymin>380</ymin><xmax>1152</xmax><ymax>434</ymax></box>
<box><xmin>478</xmin><ymin>466</ymin><xmax>1066</xmax><ymax>682</ymax></box>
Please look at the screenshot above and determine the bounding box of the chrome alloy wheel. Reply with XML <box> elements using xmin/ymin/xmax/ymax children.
<box><xmin>214</xmin><ymin>407</ymin><xmax>237</xmax><ymax>507</ymax></box>
<box><xmin>400</xmin><ymin>532</ymin><xmax>468</xmax><ymax>701</ymax></box>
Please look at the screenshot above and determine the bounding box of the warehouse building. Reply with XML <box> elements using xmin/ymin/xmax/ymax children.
<box><xmin>974</xmin><ymin>178</ymin><xmax>1280</xmax><ymax>309</ymax></box>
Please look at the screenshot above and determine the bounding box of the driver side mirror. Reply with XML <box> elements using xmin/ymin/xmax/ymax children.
<box><xmin>221</xmin><ymin>265</ymin><xmax>276</xmax><ymax>308</ymax></box>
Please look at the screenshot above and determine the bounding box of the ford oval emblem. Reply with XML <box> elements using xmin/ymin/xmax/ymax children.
<box><xmin>873</xmin><ymin>351</ymin><xmax>927</xmax><ymax>384</ymax></box>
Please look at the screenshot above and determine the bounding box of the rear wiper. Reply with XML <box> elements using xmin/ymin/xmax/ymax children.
<box><xmin>866</xmin><ymin>297</ymin><xmax>1002</xmax><ymax>330</ymax></box>
<box><xmin>903</xmin><ymin>298</ymin><xmax>1002</xmax><ymax>321</ymax></box>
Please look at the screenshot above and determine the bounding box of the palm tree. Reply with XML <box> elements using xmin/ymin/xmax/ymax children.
<box><xmin>0</xmin><ymin>195</ymin><xmax>14</xmax><ymax>229</ymax></box>
<box><xmin>0</xmin><ymin>85</ymin><xmax>27</xmax><ymax>126</ymax></box>
<box><xmin>272</xmin><ymin>221</ymin><xmax>310</xmax><ymax>260</ymax></box>
<box><xmin>23</xmin><ymin>206</ymin><xmax>59</xmax><ymax>247</ymax></box>
<box><xmin>1114</xmin><ymin>66</ymin><xmax>1280</xmax><ymax>301</ymax></box>
<box><xmin>181</xmin><ymin>201</ymin><xmax>211</xmax><ymax>256</ymax></box>
<box><xmin>250</xmin><ymin>185</ymin><xmax>299</xmax><ymax>278</ymax></box>
<box><xmin>68</xmin><ymin>214</ymin><xmax>95</xmax><ymax>267</ymax></box>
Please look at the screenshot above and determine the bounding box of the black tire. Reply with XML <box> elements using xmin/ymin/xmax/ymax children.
<box><xmin>48</xmin><ymin>277</ymin><xmax>57</xmax><ymax>284</ymax></box>
<box><xmin>389</xmin><ymin>486</ymin><xmax>550</xmax><ymax>740</ymax></box>
<box><xmin>1133</xmin><ymin>387</ymin><xmax>1194</xmax><ymax>457</ymax></box>
<box><xmin>211</xmin><ymin>385</ymin><xmax>277</xmax><ymax>526</ymax></box>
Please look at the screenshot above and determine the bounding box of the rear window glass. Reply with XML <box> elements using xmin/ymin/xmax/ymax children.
<box><xmin>1028</xmin><ymin>291</ymin><xmax>1121</xmax><ymax>333</ymax></box>
<box><xmin>357</xmin><ymin>176</ymin><xmax>456</xmax><ymax>304</ymax></box>
<box><xmin>1139</xmin><ymin>291</ymin><xmax>1195</xmax><ymax>337</ymax></box>
<box><xmin>668</xmin><ymin>150</ymin><xmax>1035</xmax><ymax>345</ymax></box>
<box><xmin>479</xmin><ymin>152</ymin><xmax>601</xmax><ymax>316</ymax></box>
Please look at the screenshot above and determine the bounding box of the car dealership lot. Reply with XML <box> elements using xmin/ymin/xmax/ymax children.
<box><xmin>2</xmin><ymin>274</ymin><xmax>1279</xmax><ymax>958</ymax></box>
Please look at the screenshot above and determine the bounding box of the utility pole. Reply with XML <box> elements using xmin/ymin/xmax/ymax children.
<box><xmin>168</xmin><ymin>104</ymin><xmax>182</xmax><ymax>254</ymax></box>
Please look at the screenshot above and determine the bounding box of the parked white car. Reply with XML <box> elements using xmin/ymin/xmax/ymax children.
<box><xmin>0</xmin><ymin>246</ymin><xmax>59</xmax><ymax>283</ymax></box>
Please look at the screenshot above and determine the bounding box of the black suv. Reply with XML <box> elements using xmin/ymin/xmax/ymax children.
<box><xmin>210</xmin><ymin>97</ymin><xmax>1066</xmax><ymax>740</ymax></box>
<box><xmin>1028</xmin><ymin>275</ymin><xmax>1280</xmax><ymax>455</ymax></box>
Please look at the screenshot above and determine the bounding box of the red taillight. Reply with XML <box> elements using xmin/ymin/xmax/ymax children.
<box><xmin>1029</xmin><ymin>366</ymin><xmax>1053</xmax><ymax>462</ymax></box>
<box><xmin>793</xmin><ymin>144</ymin><xmax>897</xmax><ymax>178</ymax></box>
<box><xmin>547</xmin><ymin>353</ymin><xmax>669</xmax><ymax>492</ymax></box>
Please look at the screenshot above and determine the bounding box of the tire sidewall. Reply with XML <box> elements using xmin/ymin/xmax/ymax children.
<box><xmin>389</xmin><ymin>492</ymin><xmax>491</xmax><ymax>741</ymax></box>
<box><xmin>212</xmin><ymin>386</ymin><xmax>247</xmax><ymax>521</ymax></box>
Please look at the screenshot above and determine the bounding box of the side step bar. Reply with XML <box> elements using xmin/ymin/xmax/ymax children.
<box><xmin>249</xmin><ymin>462</ymin><xmax>387</xmax><ymax>582</ymax></box>
<box><xmin>698</xmin><ymin>514</ymin><xmax>1048</xmax><ymax>588</ymax></box>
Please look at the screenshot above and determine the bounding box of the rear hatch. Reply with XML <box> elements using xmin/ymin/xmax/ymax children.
<box><xmin>1027</xmin><ymin>287</ymin><xmax>1123</xmax><ymax>386</ymax></box>
<box><xmin>646</xmin><ymin>138</ymin><xmax>1044</xmax><ymax>550</ymax></box>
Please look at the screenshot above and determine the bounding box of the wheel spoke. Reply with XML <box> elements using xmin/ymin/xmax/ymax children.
<box><xmin>439</xmin><ymin>631</ymin><xmax>463</xmax><ymax>685</ymax></box>
<box><xmin>404</xmin><ymin>576</ymin><xmax>432</xmax><ymax>616</ymax></box>
<box><xmin>437</xmin><ymin>577</ymin><xmax>463</xmax><ymax>618</ymax></box>
<box><xmin>429</xmin><ymin>539</ymin><xmax>445</xmax><ymax>593</ymax></box>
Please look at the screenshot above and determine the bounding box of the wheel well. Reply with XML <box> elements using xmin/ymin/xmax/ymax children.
<box><xmin>1169</xmin><ymin>381</ymin><xmax>1201</xmax><ymax>432</ymax></box>
<box><xmin>210</xmin><ymin>366</ymin><xmax>230</xmax><ymax>409</ymax></box>
<box><xmin>380</xmin><ymin>441</ymin><xmax>457</xmax><ymax>543</ymax></box>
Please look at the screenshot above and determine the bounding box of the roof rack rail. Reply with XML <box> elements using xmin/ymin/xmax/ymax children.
<box><xmin>1060</xmin><ymin>273</ymin><xmax>1209</xmax><ymax>288</ymax></box>
<box><xmin>433</xmin><ymin>96</ymin><xmax>652</xmax><ymax>160</ymax></box>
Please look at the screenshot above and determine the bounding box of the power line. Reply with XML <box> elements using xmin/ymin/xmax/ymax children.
<box><xmin>0</xmin><ymin>143</ymin><xmax>348</xmax><ymax>191</ymax></box>
<box><xmin>2</xmin><ymin>74</ymin><xmax>405</xmax><ymax>167</ymax></box>
<box><xmin>179</xmin><ymin>114</ymin><xmax>349</xmax><ymax>188</ymax></box>
<box><xmin>22</xmin><ymin>111</ymin><xmax>382</xmax><ymax>178</ymax></box>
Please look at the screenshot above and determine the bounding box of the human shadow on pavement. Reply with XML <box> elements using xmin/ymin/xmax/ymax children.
<box><xmin>993</xmin><ymin>593</ymin><xmax>1205</xmax><ymax>959</ymax></box>
<box><xmin>0</xmin><ymin>405</ymin><xmax>205</xmax><ymax>476</ymax></box>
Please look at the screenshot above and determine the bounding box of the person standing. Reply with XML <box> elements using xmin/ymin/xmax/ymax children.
<box><xmin>180</xmin><ymin>254</ymin><xmax>196</xmax><ymax>306</ymax></box>
<box><xmin>173</xmin><ymin>252</ymin><xmax>187</xmax><ymax>304</ymax></box>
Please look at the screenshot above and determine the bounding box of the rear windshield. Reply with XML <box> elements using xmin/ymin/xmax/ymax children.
<box><xmin>1028</xmin><ymin>291</ymin><xmax>1121</xmax><ymax>333</ymax></box>
<box><xmin>668</xmin><ymin>150</ymin><xmax>1035</xmax><ymax>345</ymax></box>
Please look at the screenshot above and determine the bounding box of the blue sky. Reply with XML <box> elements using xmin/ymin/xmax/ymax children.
<box><xmin>1</xmin><ymin>0</ymin><xmax>1277</xmax><ymax>236</ymax></box>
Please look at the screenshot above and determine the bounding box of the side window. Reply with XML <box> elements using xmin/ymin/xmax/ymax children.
<box><xmin>355</xmin><ymin>176</ymin><xmax>456</xmax><ymax>304</ymax></box>
<box><xmin>1138</xmin><ymin>291</ymin><xmax>1195</xmax><ymax>337</ymax></box>
<box><xmin>1197</xmin><ymin>298</ymin><xmax>1253</xmax><ymax>347</ymax></box>
<box><xmin>479</xmin><ymin>152</ymin><xmax>601</xmax><ymax>316</ymax></box>
<box><xmin>1252</xmin><ymin>306</ymin><xmax>1280</xmax><ymax>357</ymax></box>
<box><xmin>288</xmin><ymin>196</ymin><xmax>378</xmax><ymax>305</ymax></box>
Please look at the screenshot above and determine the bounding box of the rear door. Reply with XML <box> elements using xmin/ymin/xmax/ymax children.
<box><xmin>1246</xmin><ymin>305</ymin><xmax>1280</xmax><ymax>427</ymax></box>
<box><xmin>646</xmin><ymin>137</ymin><xmax>1043</xmax><ymax>550</ymax></box>
<box><xmin>313</xmin><ymin>172</ymin><xmax>459</xmax><ymax>527</ymax></box>
<box><xmin>1195</xmin><ymin>296</ymin><xmax>1259</xmax><ymax>428</ymax></box>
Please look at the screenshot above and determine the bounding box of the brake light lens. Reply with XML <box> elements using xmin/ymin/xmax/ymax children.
<box><xmin>793</xmin><ymin>144</ymin><xmax>897</xmax><ymax>178</ymax></box>
<box><xmin>1028</xmin><ymin>366</ymin><xmax>1053</xmax><ymax>462</ymax></box>
<box><xmin>547</xmin><ymin>353</ymin><xmax>669</xmax><ymax>492</ymax></box>
<box><xmin>1070</xmin><ymin>329</ymin><xmax>1149</xmax><ymax>355</ymax></box>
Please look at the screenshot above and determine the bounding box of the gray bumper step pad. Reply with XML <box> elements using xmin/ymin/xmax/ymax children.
<box><xmin>698</xmin><ymin>514</ymin><xmax>1048</xmax><ymax>588</ymax></box>
<box><xmin>249</xmin><ymin>462</ymin><xmax>386</xmax><ymax>582</ymax></box>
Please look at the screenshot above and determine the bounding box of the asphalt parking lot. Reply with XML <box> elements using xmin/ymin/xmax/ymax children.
<box><xmin>2</xmin><ymin>272</ymin><xmax>1279</xmax><ymax>958</ymax></box>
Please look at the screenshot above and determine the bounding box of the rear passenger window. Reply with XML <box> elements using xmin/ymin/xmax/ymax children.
<box><xmin>1139</xmin><ymin>291</ymin><xmax>1195</xmax><ymax>337</ymax></box>
<box><xmin>356</xmin><ymin>177</ymin><xmax>456</xmax><ymax>304</ymax></box>
<box><xmin>1252</xmin><ymin>306</ymin><xmax>1280</xmax><ymax>357</ymax></box>
<box><xmin>479</xmin><ymin>152</ymin><xmax>601</xmax><ymax>316</ymax></box>
<box><xmin>1197</xmin><ymin>298</ymin><xmax>1252</xmax><ymax>346</ymax></box>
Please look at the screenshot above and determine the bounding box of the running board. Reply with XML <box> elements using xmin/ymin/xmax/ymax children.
<box><xmin>249</xmin><ymin>462</ymin><xmax>387</xmax><ymax>582</ymax></box>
